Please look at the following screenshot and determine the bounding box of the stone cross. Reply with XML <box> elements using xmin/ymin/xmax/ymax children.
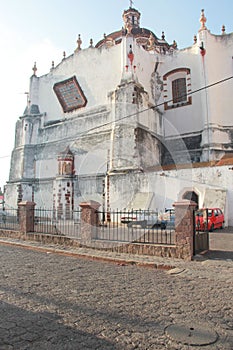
<box><xmin>32</xmin><ymin>62</ymin><xmax>37</xmax><ymax>76</ymax></box>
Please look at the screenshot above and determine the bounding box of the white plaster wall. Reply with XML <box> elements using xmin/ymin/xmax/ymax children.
<box><xmin>75</xmin><ymin>175</ymin><xmax>104</xmax><ymax>206</ymax></box>
<box><xmin>158</xmin><ymin>46</ymin><xmax>204</xmax><ymax>137</ymax></box>
<box><xmin>34</xmin><ymin>181</ymin><xmax>54</xmax><ymax>208</ymax></box>
<box><xmin>210</xmin><ymin>127</ymin><xmax>231</xmax><ymax>147</ymax></box>
<box><xmin>9</xmin><ymin>148</ymin><xmax>24</xmax><ymax>181</ymax></box>
<box><xmin>5</xmin><ymin>161</ymin><xmax>233</xmax><ymax>226</ymax></box>
<box><xmin>75</xmin><ymin>148</ymin><xmax>108</xmax><ymax>176</ymax></box>
<box><xmin>133</xmin><ymin>44</ymin><xmax>158</xmax><ymax>101</ymax></box>
<box><xmin>108</xmin><ymin>165</ymin><xmax>233</xmax><ymax>226</ymax></box>
<box><xmin>35</xmin><ymin>159</ymin><xmax>57</xmax><ymax>179</ymax></box>
<box><xmin>6</xmin><ymin>21</ymin><xmax>233</xmax><ymax>221</ymax></box>
<box><xmin>29</xmin><ymin>76</ymin><xmax>39</xmax><ymax>106</ymax></box>
<box><xmin>36</xmin><ymin>45</ymin><xmax>122</xmax><ymax>121</ymax></box>
<box><xmin>21</xmin><ymin>184</ymin><xmax>33</xmax><ymax>202</ymax></box>
<box><xmin>202</xmin><ymin>31</ymin><xmax>233</xmax><ymax>126</ymax></box>
<box><xmin>4</xmin><ymin>184</ymin><xmax>18</xmax><ymax>209</ymax></box>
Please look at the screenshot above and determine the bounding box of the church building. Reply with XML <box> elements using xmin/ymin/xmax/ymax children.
<box><xmin>5</xmin><ymin>5</ymin><xmax>233</xmax><ymax>225</ymax></box>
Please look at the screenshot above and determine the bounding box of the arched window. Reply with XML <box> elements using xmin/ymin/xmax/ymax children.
<box><xmin>163</xmin><ymin>68</ymin><xmax>192</xmax><ymax>110</ymax></box>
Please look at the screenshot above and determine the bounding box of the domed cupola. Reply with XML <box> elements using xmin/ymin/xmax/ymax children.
<box><xmin>95</xmin><ymin>5</ymin><xmax>174</xmax><ymax>54</ymax></box>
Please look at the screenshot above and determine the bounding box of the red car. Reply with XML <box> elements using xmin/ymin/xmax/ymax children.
<box><xmin>195</xmin><ymin>208</ymin><xmax>225</xmax><ymax>231</ymax></box>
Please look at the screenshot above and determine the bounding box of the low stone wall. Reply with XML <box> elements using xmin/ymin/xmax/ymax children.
<box><xmin>91</xmin><ymin>240</ymin><xmax>177</xmax><ymax>258</ymax></box>
<box><xmin>0</xmin><ymin>230</ymin><xmax>81</xmax><ymax>248</ymax></box>
<box><xmin>0</xmin><ymin>199</ymin><xmax>197</xmax><ymax>261</ymax></box>
<box><xmin>78</xmin><ymin>200</ymin><xmax>197</xmax><ymax>261</ymax></box>
<box><xmin>0</xmin><ymin>229</ymin><xmax>177</xmax><ymax>260</ymax></box>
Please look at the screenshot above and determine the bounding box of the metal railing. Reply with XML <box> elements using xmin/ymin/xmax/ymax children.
<box><xmin>34</xmin><ymin>208</ymin><xmax>81</xmax><ymax>238</ymax></box>
<box><xmin>95</xmin><ymin>209</ymin><xmax>175</xmax><ymax>245</ymax></box>
<box><xmin>0</xmin><ymin>206</ymin><xmax>175</xmax><ymax>246</ymax></box>
<box><xmin>0</xmin><ymin>208</ymin><xmax>20</xmax><ymax>231</ymax></box>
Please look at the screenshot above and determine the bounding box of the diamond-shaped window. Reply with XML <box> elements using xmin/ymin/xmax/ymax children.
<box><xmin>53</xmin><ymin>76</ymin><xmax>87</xmax><ymax>113</ymax></box>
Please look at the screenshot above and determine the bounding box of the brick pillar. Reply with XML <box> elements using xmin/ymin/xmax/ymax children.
<box><xmin>18</xmin><ymin>201</ymin><xmax>36</xmax><ymax>233</ymax></box>
<box><xmin>79</xmin><ymin>201</ymin><xmax>101</xmax><ymax>245</ymax></box>
<box><xmin>173</xmin><ymin>200</ymin><xmax>197</xmax><ymax>261</ymax></box>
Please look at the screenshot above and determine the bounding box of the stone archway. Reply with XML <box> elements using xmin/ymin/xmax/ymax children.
<box><xmin>182</xmin><ymin>191</ymin><xmax>199</xmax><ymax>208</ymax></box>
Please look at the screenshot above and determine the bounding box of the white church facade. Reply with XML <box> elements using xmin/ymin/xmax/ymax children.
<box><xmin>4</xmin><ymin>5</ymin><xmax>233</xmax><ymax>225</ymax></box>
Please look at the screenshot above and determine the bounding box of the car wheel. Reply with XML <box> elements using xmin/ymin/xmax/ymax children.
<box><xmin>209</xmin><ymin>223</ymin><xmax>214</xmax><ymax>232</ymax></box>
<box><xmin>220</xmin><ymin>221</ymin><xmax>225</xmax><ymax>229</ymax></box>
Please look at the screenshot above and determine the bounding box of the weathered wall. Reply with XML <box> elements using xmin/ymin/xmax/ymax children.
<box><xmin>5</xmin><ymin>8</ymin><xmax>233</xmax><ymax>230</ymax></box>
<box><xmin>38</xmin><ymin>45</ymin><xmax>122</xmax><ymax>121</ymax></box>
<box><xmin>107</xmin><ymin>164</ymin><xmax>232</xmax><ymax>225</ymax></box>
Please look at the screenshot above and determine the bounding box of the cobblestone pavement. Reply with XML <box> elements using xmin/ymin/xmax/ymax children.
<box><xmin>0</xmin><ymin>239</ymin><xmax>232</xmax><ymax>349</ymax></box>
<box><xmin>208</xmin><ymin>229</ymin><xmax>233</xmax><ymax>256</ymax></box>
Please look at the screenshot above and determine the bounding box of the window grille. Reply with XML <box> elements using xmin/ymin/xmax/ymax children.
<box><xmin>172</xmin><ymin>78</ymin><xmax>187</xmax><ymax>103</ymax></box>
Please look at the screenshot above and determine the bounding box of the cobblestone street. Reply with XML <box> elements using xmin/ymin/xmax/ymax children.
<box><xmin>0</xmin><ymin>243</ymin><xmax>232</xmax><ymax>350</ymax></box>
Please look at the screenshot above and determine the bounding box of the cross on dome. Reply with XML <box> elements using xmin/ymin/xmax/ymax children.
<box><xmin>129</xmin><ymin>0</ymin><xmax>134</xmax><ymax>8</ymax></box>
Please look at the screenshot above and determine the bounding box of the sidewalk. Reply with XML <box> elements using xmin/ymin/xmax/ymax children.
<box><xmin>0</xmin><ymin>235</ymin><xmax>232</xmax><ymax>275</ymax></box>
<box><xmin>0</xmin><ymin>236</ymin><xmax>178</xmax><ymax>269</ymax></box>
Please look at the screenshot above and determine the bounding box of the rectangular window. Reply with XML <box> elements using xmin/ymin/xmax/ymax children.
<box><xmin>172</xmin><ymin>78</ymin><xmax>187</xmax><ymax>103</ymax></box>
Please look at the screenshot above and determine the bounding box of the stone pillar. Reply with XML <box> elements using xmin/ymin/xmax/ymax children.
<box><xmin>79</xmin><ymin>201</ymin><xmax>101</xmax><ymax>245</ymax></box>
<box><xmin>18</xmin><ymin>201</ymin><xmax>36</xmax><ymax>233</ymax></box>
<box><xmin>173</xmin><ymin>200</ymin><xmax>197</xmax><ymax>261</ymax></box>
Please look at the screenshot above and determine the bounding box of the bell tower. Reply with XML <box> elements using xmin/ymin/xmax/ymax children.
<box><xmin>53</xmin><ymin>147</ymin><xmax>75</xmax><ymax>219</ymax></box>
<box><xmin>122</xmin><ymin>5</ymin><xmax>141</xmax><ymax>33</ymax></box>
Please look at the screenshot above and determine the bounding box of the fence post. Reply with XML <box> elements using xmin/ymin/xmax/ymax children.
<box><xmin>173</xmin><ymin>200</ymin><xmax>197</xmax><ymax>260</ymax></box>
<box><xmin>18</xmin><ymin>201</ymin><xmax>36</xmax><ymax>233</ymax></box>
<box><xmin>79</xmin><ymin>200</ymin><xmax>101</xmax><ymax>245</ymax></box>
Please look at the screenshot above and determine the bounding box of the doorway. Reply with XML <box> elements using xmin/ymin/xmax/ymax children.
<box><xmin>182</xmin><ymin>191</ymin><xmax>199</xmax><ymax>207</ymax></box>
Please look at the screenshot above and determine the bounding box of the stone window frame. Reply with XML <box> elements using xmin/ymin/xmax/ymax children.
<box><xmin>53</xmin><ymin>76</ymin><xmax>87</xmax><ymax>113</ymax></box>
<box><xmin>163</xmin><ymin>68</ymin><xmax>192</xmax><ymax>110</ymax></box>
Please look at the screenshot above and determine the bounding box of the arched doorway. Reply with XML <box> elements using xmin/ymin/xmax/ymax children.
<box><xmin>182</xmin><ymin>191</ymin><xmax>199</xmax><ymax>208</ymax></box>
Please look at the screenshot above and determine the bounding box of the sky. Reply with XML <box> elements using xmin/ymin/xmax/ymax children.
<box><xmin>0</xmin><ymin>0</ymin><xmax>233</xmax><ymax>190</ymax></box>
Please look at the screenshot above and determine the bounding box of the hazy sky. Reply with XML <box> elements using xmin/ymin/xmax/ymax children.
<box><xmin>0</xmin><ymin>0</ymin><xmax>233</xmax><ymax>188</ymax></box>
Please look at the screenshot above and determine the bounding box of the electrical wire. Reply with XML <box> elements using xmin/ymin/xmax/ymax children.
<box><xmin>0</xmin><ymin>74</ymin><xmax>233</xmax><ymax>159</ymax></box>
<box><xmin>74</xmin><ymin>74</ymin><xmax>233</xmax><ymax>134</ymax></box>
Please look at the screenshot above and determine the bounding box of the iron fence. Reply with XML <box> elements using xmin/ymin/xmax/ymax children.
<box><xmin>0</xmin><ymin>208</ymin><xmax>20</xmax><ymax>231</ymax></box>
<box><xmin>95</xmin><ymin>209</ymin><xmax>175</xmax><ymax>245</ymax></box>
<box><xmin>34</xmin><ymin>208</ymin><xmax>81</xmax><ymax>238</ymax></box>
<box><xmin>0</xmin><ymin>206</ymin><xmax>175</xmax><ymax>246</ymax></box>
